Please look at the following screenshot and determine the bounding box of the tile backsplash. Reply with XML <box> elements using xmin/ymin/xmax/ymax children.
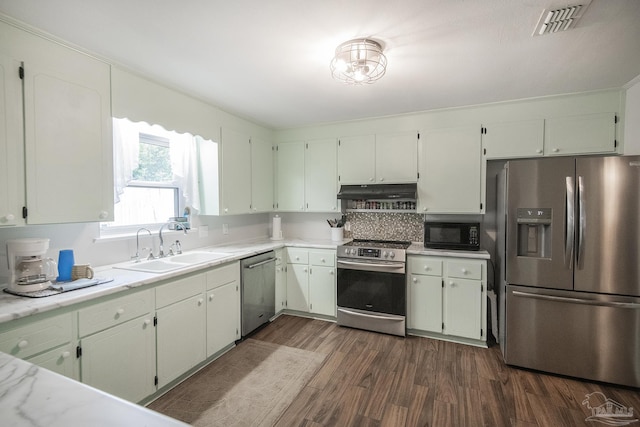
<box><xmin>346</xmin><ymin>212</ymin><xmax>423</xmax><ymax>242</ymax></box>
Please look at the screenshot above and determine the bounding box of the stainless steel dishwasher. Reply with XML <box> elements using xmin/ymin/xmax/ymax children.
<box><xmin>240</xmin><ymin>251</ymin><xmax>276</xmax><ymax>337</ymax></box>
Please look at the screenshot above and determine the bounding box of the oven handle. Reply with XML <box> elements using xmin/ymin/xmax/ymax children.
<box><xmin>338</xmin><ymin>307</ymin><xmax>405</xmax><ymax>322</ymax></box>
<box><xmin>337</xmin><ymin>259</ymin><xmax>405</xmax><ymax>273</ymax></box>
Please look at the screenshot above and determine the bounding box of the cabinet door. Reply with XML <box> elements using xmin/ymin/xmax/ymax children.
<box><xmin>408</xmin><ymin>274</ymin><xmax>442</xmax><ymax>333</ymax></box>
<box><xmin>250</xmin><ymin>136</ymin><xmax>274</xmax><ymax>213</ymax></box>
<box><xmin>275</xmin><ymin>263</ymin><xmax>286</xmax><ymax>313</ymax></box>
<box><xmin>206</xmin><ymin>281</ymin><xmax>239</xmax><ymax>357</ymax></box>
<box><xmin>309</xmin><ymin>266</ymin><xmax>336</xmax><ymax>317</ymax></box>
<box><xmin>482</xmin><ymin>120</ymin><xmax>544</xmax><ymax>159</ymax></box>
<box><xmin>545</xmin><ymin>113</ymin><xmax>617</xmax><ymax>156</ymax></box>
<box><xmin>221</xmin><ymin>128</ymin><xmax>252</xmax><ymax>214</ymax></box>
<box><xmin>338</xmin><ymin>135</ymin><xmax>375</xmax><ymax>184</ymax></box>
<box><xmin>276</xmin><ymin>141</ymin><xmax>305</xmax><ymax>211</ymax></box>
<box><xmin>418</xmin><ymin>126</ymin><xmax>483</xmax><ymax>214</ymax></box>
<box><xmin>375</xmin><ymin>131</ymin><xmax>418</xmax><ymax>183</ymax></box>
<box><xmin>443</xmin><ymin>277</ymin><xmax>482</xmax><ymax>340</ymax></box>
<box><xmin>156</xmin><ymin>293</ymin><xmax>206</xmax><ymax>388</ymax></box>
<box><xmin>286</xmin><ymin>263</ymin><xmax>309</xmax><ymax>312</ymax></box>
<box><xmin>22</xmin><ymin>43</ymin><xmax>112</xmax><ymax>224</ymax></box>
<box><xmin>27</xmin><ymin>342</ymin><xmax>78</xmax><ymax>381</ymax></box>
<box><xmin>0</xmin><ymin>53</ymin><xmax>24</xmax><ymax>226</ymax></box>
<box><xmin>305</xmin><ymin>138</ymin><xmax>338</xmax><ymax>212</ymax></box>
<box><xmin>81</xmin><ymin>315</ymin><xmax>156</xmax><ymax>403</ymax></box>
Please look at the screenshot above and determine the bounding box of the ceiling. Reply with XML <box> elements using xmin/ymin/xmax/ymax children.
<box><xmin>1</xmin><ymin>0</ymin><xmax>639</xmax><ymax>130</ymax></box>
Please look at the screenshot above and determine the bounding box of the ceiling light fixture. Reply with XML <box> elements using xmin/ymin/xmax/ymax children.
<box><xmin>330</xmin><ymin>38</ymin><xmax>387</xmax><ymax>85</ymax></box>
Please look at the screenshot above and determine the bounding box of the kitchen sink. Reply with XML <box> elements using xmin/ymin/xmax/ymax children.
<box><xmin>113</xmin><ymin>251</ymin><xmax>231</xmax><ymax>273</ymax></box>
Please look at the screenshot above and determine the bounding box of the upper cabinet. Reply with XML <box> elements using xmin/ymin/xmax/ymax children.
<box><xmin>275</xmin><ymin>138</ymin><xmax>338</xmax><ymax>212</ymax></box>
<box><xmin>544</xmin><ymin>112</ymin><xmax>617</xmax><ymax>156</ymax></box>
<box><xmin>0</xmin><ymin>52</ymin><xmax>24</xmax><ymax>226</ymax></box>
<box><xmin>482</xmin><ymin>119</ymin><xmax>544</xmax><ymax>159</ymax></box>
<box><xmin>0</xmin><ymin>20</ymin><xmax>113</xmax><ymax>225</ymax></box>
<box><xmin>338</xmin><ymin>131</ymin><xmax>418</xmax><ymax>185</ymax></box>
<box><xmin>219</xmin><ymin>127</ymin><xmax>274</xmax><ymax>215</ymax></box>
<box><xmin>418</xmin><ymin>126</ymin><xmax>484</xmax><ymax>214</ymax></box>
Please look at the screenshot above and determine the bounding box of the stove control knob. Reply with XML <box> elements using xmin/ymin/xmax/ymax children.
<box><xmin>350</xmin><ymin>249</ymin><xmax>357</xmax><ymax>255</ymax></box>
<box><xmin>382</xmin><ymin>251</ymin><xmax>388</xmax><ymax>258</ymax></box>
<box><xmin>389</xmin><ymin>252</ymin><xmax>396</xmax><ymax>259</ymax></box>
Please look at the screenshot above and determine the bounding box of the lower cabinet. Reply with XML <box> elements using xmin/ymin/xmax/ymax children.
<box><xmin>407</xmin><ymin>255</ymin><xmax>487</xmax><ymax>345</ymax></box>
<box><xmin>285</xmin><ymin>248</ymin><xmax>336</xmax><ymax>317</ymax></box>
<box><xmin>78</xmin><ymin>289</ymin><xmax>156</xmax><ymax>402</ymax></box>
<box><xmin>206</xmin><ymin>262</ymin><xmax>240</xmax><ymax>358</ymax></box>
<box><xmin>155</xmin><ymin>273</ymin><xmax>206</xmax><ymax>388</ymax></box>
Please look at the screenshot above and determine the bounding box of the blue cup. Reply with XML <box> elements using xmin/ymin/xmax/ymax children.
<box><xmin>57</xmin><ymin>249</ymin><xmax>75</xmax><ymax>282</ymax></box>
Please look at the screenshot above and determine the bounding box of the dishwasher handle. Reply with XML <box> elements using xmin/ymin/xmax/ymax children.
<box><xmin>244</xmin><ymin>257</ymin><xmax>276</xmax><ymax>269</ymax></box>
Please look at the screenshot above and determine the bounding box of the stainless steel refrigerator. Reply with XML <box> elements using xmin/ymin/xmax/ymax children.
<box><xmin>498</xmin><ymin>155</ymin><xmax>640</xmax><ymax>388</ymax></box>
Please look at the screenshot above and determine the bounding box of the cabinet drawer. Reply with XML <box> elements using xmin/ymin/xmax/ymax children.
<box><xmin>206</xmin><ymin>261</ymin><xmax>239</xmax><ymax>290</ymax></box>
<box><xmin>79</xmin><ymin>289</ymin><xmax>153</xmax><ymax>337</ymax></box>
<box><xmin>0</xmin><ymin>312</ymin><xmax>73</xmax><ymax>359</ymax></box>
<box><xmin>286</xmin><ymin>248</ymin><xmax>308</xmax><ymax>264</ymax></box>
<box><xmin>446</xmin><ymin>260</ymin><xmax>483</xmax><ymax>280</ymax></box>
<box><xmin>408</xmin><ymin>257</ymin><xmax>442</xmax><ymax>276</ymax></box>
<box><xmin>156</xmin><ymin>273</ymin><xmax>206</xmax><ymax>308</ymax></box>
<box><xmin>309</xmin><ymin>251</ymin><xmax>335</xmax><ymax>267</ymax></box>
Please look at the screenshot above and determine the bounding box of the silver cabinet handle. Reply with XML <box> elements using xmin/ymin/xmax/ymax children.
<box><xmin>565</xmin><ymin>176</ymin><xmax>575</xmax><ymax>269</ymax></box>
<box><xmin>512</xmin><ymin>291</ymin><xmax>640</xmax><ymax>309</ymax></box>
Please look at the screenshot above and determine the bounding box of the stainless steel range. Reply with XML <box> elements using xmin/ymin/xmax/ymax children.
<box><xmin>336</xmin><ymin>239</ymin><xmax>409</xmax><ymax>337</ymax></box>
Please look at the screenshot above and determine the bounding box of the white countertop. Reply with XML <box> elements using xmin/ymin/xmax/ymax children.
<box><xmin>0</xmin><ymin>351</ymin><xmax>188</xmax><ymax>427</ymax></box>
<box><xmin>407</xmin><ymin>242</ymin><xmax>491</xmax><ymax>260</ymax></box>
<box><xmin>0</xmin><ymin>237</ymin><xmax>346</xmax><ymax>324</ymax></box>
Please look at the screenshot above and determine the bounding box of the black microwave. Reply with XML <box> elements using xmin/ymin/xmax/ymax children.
<box><xmin>424</xmin><ymin>222</ymin><xmax>480</xmax><ymax>251</ymax></box>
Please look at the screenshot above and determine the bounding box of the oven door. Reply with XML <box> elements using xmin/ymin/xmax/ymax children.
<box><xmin>337</xmin><ymin>259</ymin><xmax>406</xmax><ymax>315</ymax></box>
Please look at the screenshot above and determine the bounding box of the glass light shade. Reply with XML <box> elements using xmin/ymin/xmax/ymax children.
<box><xmin>330</xmin><ymin>39</ymin><xmax>387</xmax><ymax>84</ymax></box>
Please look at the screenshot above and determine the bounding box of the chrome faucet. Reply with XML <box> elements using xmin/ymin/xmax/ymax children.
<box><xmin>158</xmin><ymin>221</ymin><xmax>188</xmax><ymax>258</ymax></box>
<box><xmin>132</xmin><ymin>228</ymin><xmax>152</xmax><ymax>262</ymax></box>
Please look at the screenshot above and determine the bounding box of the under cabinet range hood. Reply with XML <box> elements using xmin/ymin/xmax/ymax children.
<box><xmin>337</xmin><ymin>183</ymin><xmax>417</xmax><ymax>200</ymax></box>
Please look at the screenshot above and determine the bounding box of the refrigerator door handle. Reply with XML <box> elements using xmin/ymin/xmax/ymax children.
<box><xmin>565</xmin><ymin>176</ymin><xmax>575</xmax><ymax>269</ymax></box>
<box><xmin>512</xmin><ymin>290</ymin><xmax>640</xmax><ymax>309</ymax></box>
<box><xmin>577</xmin><ymin>175</ymin><xmax>586</xmax><ymax>269</ymax></box>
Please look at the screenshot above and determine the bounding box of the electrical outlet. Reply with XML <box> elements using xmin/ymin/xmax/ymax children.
<box><xmin>222</xmin><ymin>224</ymin><xmax>229</xmax><ymax>235</ymax></box>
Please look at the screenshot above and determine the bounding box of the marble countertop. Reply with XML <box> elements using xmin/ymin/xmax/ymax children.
<box><xmin>0</xmin><ymin>237</ymin><xmax>347</xmax><ymax>324</ymax></box>
<box><xmin>407</xmin><ymin>243</ymin><xmax>491</xmax><ymax>260</ymax></box>
<box><xmin>0</xmin><ymin>351</ymin><xmax>188</xmax><ymax>427</ymax></box>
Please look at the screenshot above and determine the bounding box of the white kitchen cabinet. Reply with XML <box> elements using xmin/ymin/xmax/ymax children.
<box><xmin>305</xmin><ymin>138</ymin><xmax>338</xmax><ymax>212</ymax></box>
<box><xmin>545</xmin><ymin>112</ymin><xmax>617</xmax><ymax>156</ymax></box>
<box><xmin>375</xmin><ymin>131</ymin><xmax>418</xmax><ymax>183</ymax></box>
<box><xmin>0</xmin><ymin>53</ymin><xmax>24</xmax><ymax>226</ymax></box>
<box><xmin>155</xmin><ymin>274</ymin><xmax>206</xmax><ymax>388</ymax></box>
<box><xmin>0</xmin><ymin>311</ymin><xmax>78</xmax><ymax>380</ymax></box>
<box><xmin>338</xmin><ymin>132</ymin><xmax>418</xmax><ymax>185</ymax></box>
<box><xmin>285</xmin><ymin>248</ymin><xmax>336</xmax><ymax>317</ymax></box>
<box><xmin>482</xmin><ymin>119</ymin><xmax>544</xmax><ymax>159</ymax></box>
<box><xmin>250</xmin><ymin>136</ymin><xmax>274</xmax><ymax>212</ymax></box>
<box><xmin>78</xmin><ymin>289</ymin><xmax>156</xmax><ymax>402</ymax></box>
<box><xmin>337</xmin><ymin>134</ymin><xmax>376</xmax><ymax>184</ymax></box>
<box><xmin>274</xmin><ymin>249</ymin><xmax>286</xmax><ymax>313</ymax></box>
<box><xmin>0</xmin><ymin>20</ymin><xmax>113</xmax><ymax>225</ymax></box>
<box><xmin>221</xmin><ymin>127</ymin><xmax>252</xmax><ymax>215</ymax></box>
<box><xmin>276</xmin><ymin>141</ymin><xmax>305</xmax><ymax>211</ymax></box>
<box><xmin>418</xmin><ymin>125</ymin><xmax>484</xmax><ymax>214</ymax></box>
<box><xmin>407</xmin><ymin>255</ymin><xmax>486</xmax><ymax>345</ymax></box>
<box><xmin>206</xmin><ymin>262</ymin><xmax>240</xmax><ymax>358</ymax></box>
<box><xmin>276</xmin><ymin>139</ymin><xmax>338</xmax><ymax>212</ymax></box>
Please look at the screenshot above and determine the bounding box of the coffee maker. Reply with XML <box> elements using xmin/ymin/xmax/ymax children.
<box><xmin>6</xmin><ymin>238</ymin><xmax>57</xmax><ymax>293</ymax></box>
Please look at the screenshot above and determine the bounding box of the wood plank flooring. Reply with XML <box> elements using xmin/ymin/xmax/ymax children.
<box><xmin>250</xmin><ymin>315</ymin><xmax>640</xmax><ymax>427</ymax></box>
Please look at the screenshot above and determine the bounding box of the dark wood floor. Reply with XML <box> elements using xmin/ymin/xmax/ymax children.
<box><xmin>251</xmin><ymin>315</ymin><xmax>639</xmax><ymax>427</ymax></box>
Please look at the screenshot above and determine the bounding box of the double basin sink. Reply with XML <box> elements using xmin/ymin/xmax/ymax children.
<box><xmin>114</xmin><ymin>251</ymin><xmax>231</xmax><ymax>274</ymax></box>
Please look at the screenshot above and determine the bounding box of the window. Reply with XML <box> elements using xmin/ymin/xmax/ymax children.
<box><xmin>101</xmin><ymin>118</ymin><xmax>207</xmax><ymax>235</ymax></box>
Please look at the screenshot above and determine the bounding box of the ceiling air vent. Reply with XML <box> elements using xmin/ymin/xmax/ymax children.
<box><xmin>533</xmin><ymin>1</ymin><xmax>592</xmax><ymax>36</ymax></box>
